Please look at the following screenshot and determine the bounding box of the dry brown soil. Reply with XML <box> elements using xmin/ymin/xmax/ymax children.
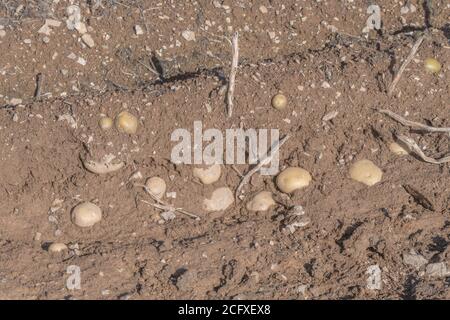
<box><xmin>0</xmin><ymin>1</ymin><xmax>449</xmax><ymax>299</ymax></box>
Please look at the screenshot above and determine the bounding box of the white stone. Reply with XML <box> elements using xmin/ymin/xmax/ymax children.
<box><xmin>77</xmin><ymin>57</ymin><xmax>87</xmax><ymax>65</ymax></box>
<box><xmin>181</xmin><ymin>30</ymin><xmax>196</xmax><ymax>41</ymax></box>
<box><xmin>426</xmin><ymin>262</ymin><xmax>450</xmax><ymax>278</ymax></box>
<box><xmin>134</xmin><ymin>25</ymin><xmax>144</xmax><ymax>35</ymax></box>
<box><xmin>403</xmin><ymin>250</ymin><xmax>428</xmax><ymax>270</ymax></box>
<box><xmin>81</xmin><ymin>33</ymin><xmax>95</xmax><ymax>47</ymax></box>
<box><xmin>74</xmin><ymin>21</ymin><xmax>87</xmax><ymax>34</ymax></box>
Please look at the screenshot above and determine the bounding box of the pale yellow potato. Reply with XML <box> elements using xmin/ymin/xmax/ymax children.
<box><xmin>389</xmin><ymin>142</ymin><xmax>408</xmax><ymax>156</ymax></box>
<box><xmin>48</xmin><ymin>243</ymin><xmax>68</xmax><ymax>253</ymax></box>
<box><xmin>82</xmin><ymin>153</ymin><xmax>125</xmax><ymax>174</ymax></box>
<box><xmin>424</xmin><ymin>58</ymin><xmax>441</xmax><ymax>74</ymax></box>
<box><xmin>246</xmin><ymin>191</ymin><xmax>276</xmax><ymax>212</ymax></box>
<box><xmin>145</xmin><ymin>177</ymin><xmax>167</xmax><ymax>199</ymax></box>
<box><xmin>98</xmin><ymin>117</ymin><xmax>113</xmax><ymax>130</ymax></box>
<box><xmin>72</xmin><ymin>202</ymin><xmax>102</xmax><ymax>227</ymax></box>
<box><xmin>349</xmin><ymin>159</ymin><xmax>382</xmax><ymax>186</ymax></box>
<box><xmin>115</xmin><ymin>111</ymin><xmax>138</xmax><ymax>134</ymax></box>
<box><xmin>276</xmin><ymin>167</ymin><xmax>312</xmax><ymax>193</ymax></box>
<box><xmin>193</xmin><ymin>164</ymin><xmax>221</xmax><ymax>184</ymax></box>
<box><xmin>271</xmin><ymin>93</ymin><xmax>287</xmax><ymax>110</ymax></box>
<box><xmin>203</xmin><ymin>187</ymin><xmax>234</xmax><ymax>212</ymax></box>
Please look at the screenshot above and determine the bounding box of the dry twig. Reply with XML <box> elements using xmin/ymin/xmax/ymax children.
<box><xmin>136</xmin><ymin>184</ymin><xmax>201</xmax><ymax>220</ymax></box>
<box><xmin>226</xmin><ymin>32</ymin><xmax>239</xmax><ymax>117</ymax></box>
<box><xmin>395</xmin><ymin>134</ymin><xmax>450</xmax><ymax>164</ymax></box>
<box><xmin>34</xmin><ymin>73</ymin><xmax>43</xmax><ymax>99</ymax></box>
<box><xmin>378</xmin><ymin>109</ymin><xmax>450</xmax><ymax>133</ymax></box>
<box><xmin>378</xmin><ymin>109</ymin><xmax>450</xmax><ymax>164</ymax></box>
<box><xmin>388</xmin><ymin>34</ymin><xmax>425</xmax><ymax>96</ymax></box>
<box><xmin>235</xmin><ymin>134</ymin><xmax>290</xmax><ymax>199</ymax></box>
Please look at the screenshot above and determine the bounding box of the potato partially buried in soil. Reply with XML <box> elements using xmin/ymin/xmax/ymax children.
<box><xmin>246</xmin><ymin>191</ymin><xmax>276</xmax><ymax>212</ymax></box>
<box><xmin>71</xmin><ymin>202</ymin><xmax>102</xmax><ymax>227</ymax></box>
<box><xmin>81</xmin><ymin>153</ymin><xmax>125</xmax><ymax>174</ymax></box>
<box><xmin>203</xmin><ymin>187</ymin><xmax>234</xmax><ymax>212</ymax></box>
<box><xmin>276</xmin><ymin>167</ymin><xmax>312</xmax><ymax>193</ymax></box>
<box><xmin>349</xmin><ymin>159</ymin><xmax>382</xmax><ymax>186</ymax></box>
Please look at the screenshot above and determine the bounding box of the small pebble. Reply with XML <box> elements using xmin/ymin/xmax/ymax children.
<box><xmin>181</xmin><ymin>30</ymin><xmax>196</xmax><ymax>41</ymax></box>
<box><xmin>134</xmin><ymin>25</ymin><xmax>144</xmax><ymax>35</ymax></box>
<box><xmin>81</xmin><ymin>34</ymin><xmax>95</xmax><ymax>48</ymax></box>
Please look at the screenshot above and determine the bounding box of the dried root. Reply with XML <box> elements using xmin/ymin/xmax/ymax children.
<box><xmin>235</xmin><ymin>134</ymin><xmax>290</xmax><ymax>200</ymax></box>
<box><xmin>136</xmin><ymin>184</ymin><xmax>201</xmax><ymax>220</ymax></box>
<box><xmin>379</xmin><ymin>109</ymin><xmax>450</xmax><ymax>164</ymax></box>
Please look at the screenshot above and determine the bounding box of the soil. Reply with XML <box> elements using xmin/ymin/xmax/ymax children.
<box><xmin>0</xmin><ymin>1</ymin><xmax>450</xmax><ymax>300</ymax></box>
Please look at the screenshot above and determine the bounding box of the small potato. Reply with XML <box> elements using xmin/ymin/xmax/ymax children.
<box><xmin>99</xmin><ymin>117</ymin><xmax>113</xmax><ymax>130</ymax></box>
<box><xmin>424</xmin><ymin>58</ymin><xmax>441</xmax><ymax>74</ymax></box>
<box><xmin>193</xmin><ymin>164</ymin><xmax>221</xmax><ymax>184</ymax></box>
<box><xmin>82</xmin><ymin>153</ymin><xmax>125</xmax><ymax>174</ymax></box>
<box><xmin>246</xmin><ymin>191</ymin><xmax>275</xmax><ymax>212</ymax></box>
<box><xmin>115</xmin><ymin>111</ymin><xmax>138</xmax><ymax>134</ymax></box>
<box><xmin>145</xmin><ymin>177</ymin><xmax>167</xmax><ymax>199</ymax></box>
<box><xmin>48</xmin><ymin>243</ymin><xmax>68</xmax><ymax>253</ymax></box>
<box><xmin>276</xmin><ymin>167</ymin><xmax>312</xmax><ymax>193</ymax></box>
<box><xmin>349</xmin><ymin>159</ymin><xmax>382</xmax><ymax>186</ymax></box>
<box><xmin>72</xmin><ymin>202</ymin><xmax>102</xmax><ymax>227</ymax></box>
<box><xmin>203</xmin><ymin>187</ymin><xmax>234</xmax><ymax>212</ymax></box>
<box><xmin>389</xmin><ymin>142</ymin><xmax>408</xmax><ymax>156</ymax></box>
<box><xmin>271</xmin><ymin>93</ymin><xmax>287</xmax><ymax>110</ymax></box>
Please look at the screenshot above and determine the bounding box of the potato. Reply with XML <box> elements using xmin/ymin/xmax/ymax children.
<box><xmin>71</xmin><ymin>202</ymin><xmax>102</xmax><ymax>227</ymax></box>
<box><xmin>193</xmin><ymin>164</ymin><xmax>221</xmax><ymax>184</ymax></box>
<box><xmin>271</xmin><ymin>93</ymin><xmax>287</xmax><ymax>110</ymax></box>
<box><xmin>349</xmin><ymin>159</ymin><xmax>382</xmax><ymax>186</ymax></box>
<box><xmin>82</xmin><ymin>153</ymin><xmax>125</xmax><ymax>174</ymax></box>
<box><xmin>246</xmin><ymin>191</ymin><xmax>275</xmax><ymax>211</ymax></box>
<box><xmin>424</xmin><ymin>58</ymin><xmax>441</xmax><ymax>74</ymax></box>
<box><xmin>48</xmin><ymin>243</ymin><xmax>68</xmax><ymax>253</ymax></box>
<box><xmin>276</xmin><ymin>167</ymin><xmax>312</xmax><ymax>193</ymax></box>
<box><xmin>203</xmin><ymin>187</ymin><xmax>234</xmax><ymax>212</ymax></box>
<box><xmin>115</xmin><ymin>111</ymin><xmax>138</xmax><ymax>134</ymax></box>
<box><xmin>98</xmin><ymin>117</ymin><xmax>113</xmax><ymax>130</ymax></box>
<box><xmin>389</xmin><ymin>142</ymin><xmax>408</xmax><ymax>156</ymax></box>
<box><xmin>145</xmin><ymin>177</ymin><xmax>167</xmax><ymax>199</ymax></box>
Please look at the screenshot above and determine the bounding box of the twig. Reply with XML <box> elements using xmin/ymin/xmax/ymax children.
<box><xmin>395</xmin><ymin>134</ymin><xmax>450</xmax><ymax>164</ymax></box>
<box><xmin>378</xmin><ymin>109</ymin><xmax>450</xmax><ymax>164</ymax></box>
<box><xmin>378</xmin><ymin>109</ymin><xmax>450</xmax><ymax>133</ymax></box>
<box><xmin>136</xmin><ymin>184</ymin><xmax>201</xmax><ymax>220</ymax></box>
<box><xmin>226</xmin><ymin>32</ymin><xmax>239</xmax><ymax>117</ymax></box>
<box><xmin>137</xmin><ymin>59</ymin><xmax>160</xmax><ymax>76</ymax></box>
<box><xmin>424</xmin><ymin>0</ymin><xmax>433</xmax><ymax>28</ymax></box>
<box><xmin>34</xmin><ymin>73</ymin><xmax>43</xmax><ymax>99</ymax></box>
<box><xmin>235</xmin><ymin>134</ymin><xmax>290</xmax><ymax>200</ymax></box>
<box><xmin>387</xmin><ymin>34</ymin><xmax>425</xmax><ymax>96</ymax></box>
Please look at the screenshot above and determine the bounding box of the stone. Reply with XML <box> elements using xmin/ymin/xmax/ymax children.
<box><xmin>403</xmin><ymin>250</ymin><xmax>428</xmax><ymax>270</ymax></box>
<box><xmin>81</xmin><ymin>33</ymin><xmax>95</xmax><ymax>47</ymax></box>
<box><xmin>134</xmin><ymin>25</ymin><xmax>144</xmax><ymax>35</ymax></box>
<box><xmin>425</xmin><ymin>262</ymin><xmax>450</xmax><ymax>278</ymax></box>
<box><xmin>181</xmin><ymin>30</ymin><xmax>196</xmax><ymax>41</ymax></box>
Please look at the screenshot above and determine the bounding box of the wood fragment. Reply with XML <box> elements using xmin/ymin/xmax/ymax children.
<box><xmin>226</xmin><ymin>32</ymin><xmax>239</xmax><ymax>118</ymax></box>
<box><xmin>34</xmin><ymin>73</ymin><xmax>43</xmax><ymax>99</ymax></box>
<box><xmin>235</xmin><ymin>134</ymin><xmax>290</xmax><ymax>200</ymax></box>
<box><xmin>403</xmin><ymin>184</ymin><xmax>435</xmax><ymax>211</ymax></box>
<box><xmin>388</xmin><ymin>34</ymin><xmax>425</xmax><ymax>96</ymax></box>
